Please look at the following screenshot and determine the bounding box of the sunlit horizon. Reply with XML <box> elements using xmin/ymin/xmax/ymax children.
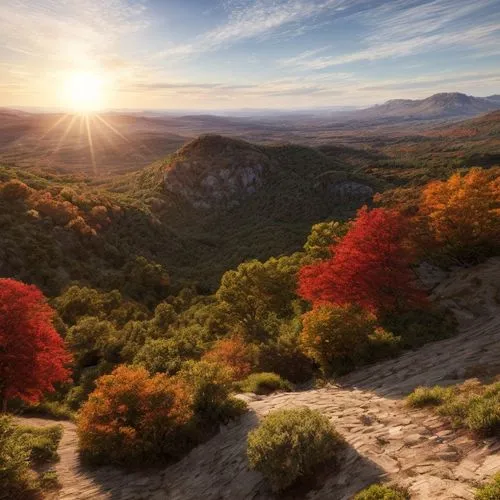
<box><xmin>1</xmin><ymin>1</ymin><xmax>500</xmax><ymax>111</ymax></box>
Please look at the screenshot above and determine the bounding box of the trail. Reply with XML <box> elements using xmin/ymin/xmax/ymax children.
<box><xmin>17</xmin><ymin>258</ymin><xmax>500</xmax><ymax>499</ymax></box>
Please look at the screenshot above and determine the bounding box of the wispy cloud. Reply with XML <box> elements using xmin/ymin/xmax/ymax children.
<box><xmin>157</xmin><ymin>0</ymin><xmax>351</xmax><ymax>59</ymax></box>
<box><xmin>280</xmin><ymin>0</ymin><xmax>500</xmax><ymax>70</ymax></box>
<box><xmin>0</xmin><ymin>0</ymin><xmax>149</xmax><ymax>66</ymax></box>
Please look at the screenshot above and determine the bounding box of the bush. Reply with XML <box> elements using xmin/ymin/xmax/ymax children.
<box><xmin>0</xmin><ymin>179</ymin><xmax>32</xmax><ymax>201</ymax></box>
<box><xmin>420</xmin><ymin>168</ymin><xmax>500</xmax><ymax>264</ymax></box>
<box><xmin>407</xmin><ymin>380</ymin><xmax>500</xmax><ymax>436</ymax></box>
<box><xmin>247</xmin><ymin>407</ymin><xmax>343</xmax><ymax>491</ymax></box>
<box><xmin>256</xmin><ymin>319</ymin><xmax>315</xmax><ymax>384</ymax></box>
<box><xmin>238</xmin><ymin>372</ymin><xmax>292</xmax><ymax>395</ymax></box>
<box><xmin>178</xmin><ymin>360</ymin><xmax>246</xmax><ymax>427</ymax></box>
<box><xmin>354</xmin><ymin>483</ymin><xmax>410</xmax><ymax>499</ymax></box>
<box><xmin>364</xmin><ymin>328</ymin><xmax>402</xmax><ymax>362</ymax></box>
<box><xmin>14</xmin><ymin>424</ymin><xmax>63</xmax><ymax>464</ymax></box>
<box><xmin>300</xmin><ymin>304</ymin><xmax>377</xmax><ymax>375</ymax></box>
<box><xmin>77</xmin><ymin>365</ymin><xmax>193</xmax><ymax>464</ymax></box>
<box><xmin>476</xmin><ymin>473</ymin><xmax>500</xmax><ymax>500</ymax></box>
<box><xmin>202</xmin><ymin>336</ymin><xmax>253</xmax><ymax>381</ymax></box>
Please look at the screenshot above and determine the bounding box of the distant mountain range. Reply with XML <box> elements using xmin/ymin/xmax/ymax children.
<box><xmin>353</xmin><ymin>92</ymin><xmax>500</xmax><ymax>121</ymax></box>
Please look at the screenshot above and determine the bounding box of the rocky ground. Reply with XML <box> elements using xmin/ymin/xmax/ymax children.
<box><xmin>17</xmin><ymin>258</ymin><xmax>500</xmax><ymax>499</ymax></box>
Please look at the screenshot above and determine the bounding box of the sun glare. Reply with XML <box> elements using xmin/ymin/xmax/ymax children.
<box><xmin>63</xmin><ymin>71</ymin><xmax>105</xmax><ymax>113</ymax></box>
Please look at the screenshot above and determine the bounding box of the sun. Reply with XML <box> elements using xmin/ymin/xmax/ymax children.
<box><xmin>62</xmin><ymin>71</ymin><xmax>105</xmax><ymax>113</ymax></box>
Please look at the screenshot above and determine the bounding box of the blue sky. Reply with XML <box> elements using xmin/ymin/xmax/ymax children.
<box><xmin>1</xmin><ymin>0</ymin><xmax>500</xmax><ymax>110</ymax></box>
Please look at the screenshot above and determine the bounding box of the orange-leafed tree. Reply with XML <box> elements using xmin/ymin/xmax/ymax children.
<box><xmin>78</xmin><ymin>365</ymin><xmax>193</xmax><ymax>464</ymax></box>
<box><xmin>420</xmin><ymin>168</ymin><xmax>500</xmax><ymax>262</ymax></box>
<box><xmin>202</xmin><ymin>336</ymin><xmax>253</xmax><ymax>380</ymax></box>
<box><xmin>0</xmin><ymin>278</ymin><xmax>71</xmax><ymax>411</ymax></box>
<box><xmin>298</xmin><ymin>207</ymin><xmax>425</xmax><ymax>315</ymax></box>
<box><xmin>300</xmin><ymin>304</ymin><xmax>377</xmax><ymax>374</ymax></box>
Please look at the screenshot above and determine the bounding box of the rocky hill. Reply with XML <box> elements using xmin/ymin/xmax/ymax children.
<box><xmin>154</xmin><ymin>135</ymin><xmax>384</xmax><ymax>286</ymax></box>
<box><xmin>162</xmin><ymin>135</ymin><xmax>377</xmax><ymax>211</ymax></box>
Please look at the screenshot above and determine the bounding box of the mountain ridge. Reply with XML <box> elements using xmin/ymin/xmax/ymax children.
<box><xmin>355</xmin><ymin>92</ymin><xmax>500</xmax><ymax>120</ymax></box>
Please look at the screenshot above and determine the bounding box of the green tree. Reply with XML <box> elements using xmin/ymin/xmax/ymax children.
<box><xmin>304</xmin><ymin>220</ymin><xmax>349</xmax><ymax>259</ymax></box>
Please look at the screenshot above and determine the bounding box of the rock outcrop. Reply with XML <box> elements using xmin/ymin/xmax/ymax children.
<box><xmin>163</xmin><ymin>134</ymin><xmax>376</xmax><ymax>211</ymax></box>
<box><xmin>163</xmin><ymin>135</ymin><xmax>271</xmax><ymax>209</ymax></box>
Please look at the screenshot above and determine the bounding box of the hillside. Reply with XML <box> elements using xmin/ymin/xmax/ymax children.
<box><xmin>0</xmin><ymin>135</ymin><xmax>385</xmax><ymax>293</ymax></box>
<box><xmin>152</xmin><ymin>135</ymin><xmax>385</xmax><ymax>285</ymax></box>
<box><xmin>0</xmin><ymin>112</ymin><xmax>187</xmax><ymax>176</ymax></box>
<box><xmin>15</xmin><ymin>258</ymin><xmax>500</xmax><ymax>499</ymax></box>
<box><xmin>429</xmin><ymin>110</ymin><xmax>500</xmax><ymax>138</ymax></box>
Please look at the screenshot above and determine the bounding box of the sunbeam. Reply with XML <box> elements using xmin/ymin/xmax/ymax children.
<box><xmin>51</xmin><ymin>114</ymin><xmax>78</xmax><ymax>156</ymax></box>
<box><xmin>85</xmin><ymin>115</ymin><xmax>97</xmax><ymax>176</ymax></box>
<box><xmin>78</xmin><ymin>114</ymin><xmax>85</xmax><ymax>140</ymax></box>
<box><xmin>39</xmin><ymin>114</ymin><xmax>69</xmax><ymax>140</ymax></box>
<box><xmin>95</xmin><ymin>115</ymin><xmax>129</xmax><ymax>143</ymax></box>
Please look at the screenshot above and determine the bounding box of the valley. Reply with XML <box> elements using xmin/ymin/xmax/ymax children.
<box><xmin>1</xmin><ymin>92</ymin><xmax>499</xmax><ymax>500</ymax></box>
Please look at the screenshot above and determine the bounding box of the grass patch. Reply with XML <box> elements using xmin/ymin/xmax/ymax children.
<box><xmin>14</xmin><ymin>424</ymin><xmax>63</xmax><ymax>465</ymax></box>
<box><xmin>407</xmin><ymin>380</ymin><xmax>500</xmax><ymax>436</ymax></box>
<box><xmin>0</xmin><ymin>416</ymin><xmax>62</xmax><ymax>499</ymax></box>
<box><xmin>39</xmin><ymin>470</ymin><xmax>61</xmax><ymax>490</ymax></box>
<box><xmin>0</xmin><ymin>415</ymin><xmax>36</xmax><ymax>499</ymax></box>
<box><xmin>23</xmin><ymin>400</ymin><xmax>74</xmax><ymax>421</ymax></box>
<box><xmin>354</xmin><ymin>483</ymin><xmax>410</xmax><ymax>499</ymax></box>
<box><xmin>237</xmin><ymin>372</ymin><xmax>293</xmax><ymax>395</ymax></box>
<box><xmin>476</xmin><ymin>473</ymin><xmax>500</xmax><ymax>499</ymax></box>
<box><xmin>406</xmin><ymin>386</ymin><xmax>454</xmax><ymax>408</ymax></box>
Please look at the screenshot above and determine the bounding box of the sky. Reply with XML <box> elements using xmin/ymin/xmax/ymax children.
<box><xmin>1</xmin><ymin>0</ymin><xmax>500</xmax><ymax>111</ymax></box>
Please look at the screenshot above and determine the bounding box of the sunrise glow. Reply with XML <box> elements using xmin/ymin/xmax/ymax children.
<box><xmin>62</xmin><ymin>71</ymin><xmax>105</xmax><ymax>112</ymax></box>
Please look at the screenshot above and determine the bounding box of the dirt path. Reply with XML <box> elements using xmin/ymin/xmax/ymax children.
<box><xmin>16</xmin><ymin>259</ymin><xmax>500</xmax><ymax>499</ymax></box>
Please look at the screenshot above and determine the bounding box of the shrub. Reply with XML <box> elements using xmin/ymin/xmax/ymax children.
<box><xmin>238</xmin><ymin>372</ymin><xmax>292</xmax><ymax>395</ymax></box>
<box><xmin>247</xmin><ymin>407</ymin><xmax>343</xmax><ymax>491</ymax></box>
<box><xmin>134</xmin><ymin>325</ymin><xmax>210</xmax><ymax>374</ymax></box>
<box><xmin>420</xmin><ymin>168</ymin><xmax>500</xmax><ymax>264</ymax></box>
<box><xmin>77</xmin><ymin>365</ymin><xmax>193</xmax><ymax>464</ymax></box>
<box><xmin>300</xmin><ymin>304</ymin><xmax>376</xmax><ymax>375</ymax></box>
<box><xmin>476</xmin><ymin>473</ymin><xmax>500</xmax><ymax>500</ymax></box>
<box><xmin>0</xmin><ymin>179</ymin><xmax>31</xmax><ymax>201</ymax></box>
<box><xmin>202</xmin><ymin>336</ymin><xmax>253</xmax><ymax>381</ymax></box>
<box><xmin>178</xmin><ymin>360</ymin><xmax>246</xmax><ymax>427</ymax></box>
<box><xmin>354</xmin><ymin>483</ymin><xmax>410</xmax><ymax>499</ymax></box>
<box><xmin>256</xmin><ymin>319</ymin><xmax>314</xmax><ymax>384</ymax></box>
<box><xmin>364</xmin><ymin>328</ymin><xmax>402</xmax><ymax>362</ymax></box>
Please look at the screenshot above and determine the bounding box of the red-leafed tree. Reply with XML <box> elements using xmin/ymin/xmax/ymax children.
<box><xmin>298</xmin><ymin>207</ymin><xmax>426</xmax><ymax>315</ymax></box>
<box><xmin>0</xmin><ymin>279</ymin><xmax>72</xmax><ymax>411</ymax></box>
